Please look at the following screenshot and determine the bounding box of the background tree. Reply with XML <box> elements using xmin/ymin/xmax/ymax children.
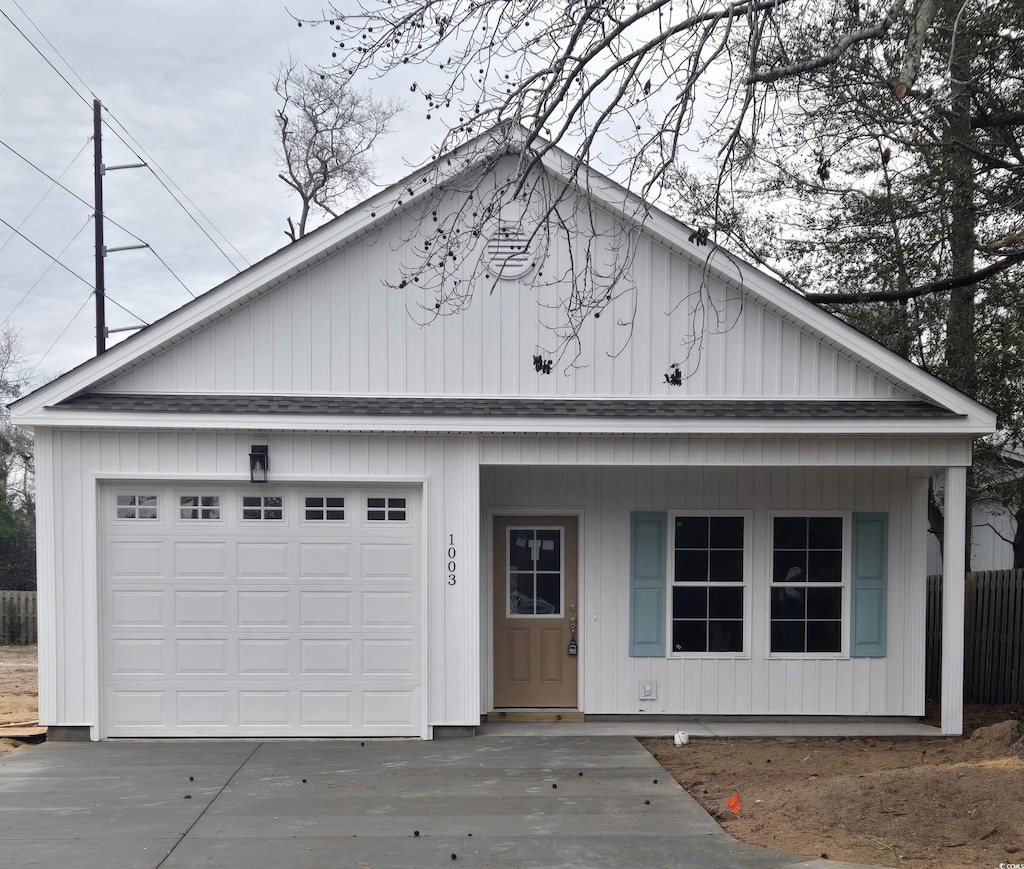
<box><xmin>663</xmin><ymin>0</ymin><xmax>1023</xmax><ymax>564</ymax></box>
<box><xmin>274</xmin><ymin>59</ymin><xmax>401</xmax><ymax>240</ymax></box>
<box><xmin>0</xmin><ymin>326</ymin><xmax>35</xmax><ymax>590</ymax></box>
<box><xmin>304</xmin><ymin>1</ymin><xmax>1022</xmax><ymax>564</ymax></box>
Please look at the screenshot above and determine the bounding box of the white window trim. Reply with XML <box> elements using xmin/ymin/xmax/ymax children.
<box><xmin>505</xmin><ymin>525</ymin><xmax>566</xmax><ymax>620</ymax></box>
<box><xmin>667</xmin><ymin>510</ymin><xmax>752</xmax><ymax>659</ymax></box>
<box><xmin>365</xmin><ymin>495</ymin><xmax>411</xmax><ymax>525</ymax></box>
<box><xmin>113</xmin><ymin>493</ymin><xmax>161</xmax><ymax>523</ymax></box>
<box><xmin>300</xmin><ymin>493</ymin><xmax>350</xmax><ymax>525</ymax></box>
<box><xmin>239</xmin><ymin>492</ymin><xmax>287</xmax><ymax>522</ymax></box>
<box><xmin>175</xmin><ymin>492</ymin><xmax>225</xmax><ymax>524</ymax></box>
<box><xmin>766</xmin><ymin>510</ymin><xmax>852</xmax><ymax>659</ymax></box>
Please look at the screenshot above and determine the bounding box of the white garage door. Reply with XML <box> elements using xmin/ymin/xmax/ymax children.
<box><xmin>101</xmin><ymin>484</ymin><xmax>422</xmax><ymax>737</ymax></box>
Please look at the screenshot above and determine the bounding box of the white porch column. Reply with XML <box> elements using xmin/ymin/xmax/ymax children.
<box><xmin>941</xmin><ymin>466</ymin><xmax>967</xmax><ymax>735</ymax></box>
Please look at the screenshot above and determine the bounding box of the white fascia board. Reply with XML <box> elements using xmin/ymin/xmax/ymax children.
<box><xmin>17</xmin><ymin>410</ymin><xmax>993</xmax><ymax>437</ymax></box>
<box><xmin>533</xmin><ymin>152</ymin><xmax>998</xmax><ymax>429</ymax></box>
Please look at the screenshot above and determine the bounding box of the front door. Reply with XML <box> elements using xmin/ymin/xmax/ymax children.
<box><xmin>492</xmin><ymin>516</ymin><xmax>578</xmax><ymax>708</ymax></box>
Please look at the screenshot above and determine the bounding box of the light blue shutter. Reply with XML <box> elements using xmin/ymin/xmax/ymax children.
<box><xmin>851</xmin><ymin>512</ymin><xmax>888</xmax><ymax>657</ymax></box>
<box><xmin>630</xmin><ymin>512</ymin><xmax>667</xmax><ymax>657</ymax></box>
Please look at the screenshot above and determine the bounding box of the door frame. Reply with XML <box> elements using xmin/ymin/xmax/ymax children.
<box><xmin>482</xmin><ymin>506</ymin><xmax>585</xmax><ymax>713</ymax></box>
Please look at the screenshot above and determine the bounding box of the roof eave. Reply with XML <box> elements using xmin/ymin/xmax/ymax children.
<box><xmin>14</xmin><ymin>408</ymin><xmax>994</xmax><ymax>438</ymax></box>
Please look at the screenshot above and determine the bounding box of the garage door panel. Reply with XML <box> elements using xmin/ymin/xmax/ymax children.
<box><xmin>362</xmin><ymin>640</ymin><xmax>417</xmax><ymax>675</ymax></box>
<box><xmin>177</xmin><ymin>691</ymin><xmax>229</xmax><ymax>726</ymax></box>
<box><xmin>174</xmin><ymin>542</ymin><xmax>225</xmax><ymax>576</ymax></box>
<box><xmin>363</xmin><ymin>691</ymin><xmax>418</xmax><ymax>726</ymax></box>
<box><xmin>299</xmin><ymin>543</ymin><xmax>352</xmax><ymax>577</ymax></box>
<box><xmin>362</xmin><ymin>591</ymin><xmax>415</xmax><ymax>627</ymax></box>
<box><xmin>109</xmin><ymin>590</ymin><xmax>165</xmax><ymax>626</ymax></box>
<box><xmin>103</xmin><ymin>485</ymin><xmax>422</xmax><ymax>737</ymax></box>
<box><xmin>299</xmin><ymin>591</ymin><xmax>351</xmax><ymax>626</ymax></box>
<box><xmin>361</xmin><ymin>543</ymin><xmax>416</xmax><ymax>577</ymax></box>
<box><xmin>176</xmin><ymin>639</ymin><xmax>228</xmax><ymax>674</ymax></box>
<box><xmin>301</xmin><ymin>691</ymin><xmax>353</xmax><ymax>726</ymax></box>
<box><xmin>300</xmin><ymin>639</ymin><xmax>352</xmax><ymax>674</ymax></box>
<box><xmin>239</xmin><ymin>691</ymin><xmax>290</xmax><ymax>726</ymax></box>
<box><xmin>175</xmin><ymin>590</ymin><xmax>228</xmax><ymax>625</ymax></box>
<box><xmin>237</xmin><ymin>542</ymin><xmax>289</xmax><ymax>576</ymax></box>
<box><xmin>111</xmin><ymin>638</ymin><xmax>165</xmax><ymax>674</ymax></box>
<box><xmin>237</xmin><ymin>591</ymin><xmax>290</xmax><ymax>625</ymax></box>
<box><xmin>237</xmin><ymin>639</ymin><xmax>290</xmax><ymax>674</ymax></box>
<box><xmin>110</xmin><ymin>540</ymin><xmax>166</xmax><ymax>577</ymax></box>
<box><xmin>112</xmin><ymin>690</ymin><xmax>167</xmax><ymax>728</ymax></box>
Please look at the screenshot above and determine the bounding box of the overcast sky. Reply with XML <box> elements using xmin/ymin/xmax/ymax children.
<box><xmin>0</xmin><ymin>0</ymin><xmax>436</xmax><ymax>381</ymax></box>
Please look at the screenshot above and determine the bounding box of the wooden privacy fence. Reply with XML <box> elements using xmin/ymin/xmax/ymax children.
<box><xmin>926</xmin><ymin>569</ymin><xmax>1024</xmax><ymax>704</ymax></box>
<box><xmin>0</xmin><ymin>591</ymin><xmax>37</xmax><ymax>645</ymax></box>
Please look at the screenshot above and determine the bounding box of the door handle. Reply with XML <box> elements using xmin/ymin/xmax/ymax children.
<box><xmin>568</xmin><ymin>617</ymin><xmax>578</xmax><ymax>656</ymax></box>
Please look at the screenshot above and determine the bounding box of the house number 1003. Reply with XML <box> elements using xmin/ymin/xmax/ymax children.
<box><xmin>447</xmin><ymin>534</ymin><xmax>456</xmax><ymax>585</ymax></box>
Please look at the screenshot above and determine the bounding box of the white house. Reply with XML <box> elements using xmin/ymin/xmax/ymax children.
<box><xmin>11</xmin><ymin>130</ymin><xmax>995</xmax><ymax>740</ymax></box>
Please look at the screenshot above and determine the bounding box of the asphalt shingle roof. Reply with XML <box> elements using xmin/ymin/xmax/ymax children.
<box><xmin>55</xmin><ymin>393</ymin><xmax>962</xmax><ymax>419</ymax></box>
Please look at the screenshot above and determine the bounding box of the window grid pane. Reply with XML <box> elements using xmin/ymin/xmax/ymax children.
<box><xmin>116</xmin><ymin>494</ymin><xmax>158</xmax><ymax>520</ymax></box>
<box><xmin>507</xmin><ymin>528</ymin><xmax>563</xmax><ymax>617</ymax></box>
<box><xmin>672</xmin><ymin>515</ymin><xmax>745</xmax><ymax>654</ymax></box>
<box><xmin>770</xmin><ymin>516</ymin><xmax>843</xmax><ymax>653</ymax></box>
<box><xmin>367</xmin><ymin>496</ymin><xmax>407</xmax><ymax>522</ymax></box>
<box><xmin>241</xmin><ymin>494</ymin><xmax>284</xmax><ymax>521</ymax></box>
<box><xmin>305</xmin><ymin>495</ymin><xmax>345</xmax><ymax>521</ymax></box>
<box><xmin>179</xmin><ymin>495</ymin><xmax>220</xmax><ymax>520</ymax></box>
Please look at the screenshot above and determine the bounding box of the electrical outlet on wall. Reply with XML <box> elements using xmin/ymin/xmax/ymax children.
<box><xmin>639</xmin><ymin>680</ymin><xmax>657</xmax><ymax>701</ymax></box>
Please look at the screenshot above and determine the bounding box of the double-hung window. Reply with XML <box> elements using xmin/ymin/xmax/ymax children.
<box><xmin>670</xmin><ymin>514</ymin><xmax>746</xmax><ymax>654</ymax></box>
<box><xmin>770</xmin><ymin>515</ymin><xmax>846</xmax><ymax>654</ymax></box>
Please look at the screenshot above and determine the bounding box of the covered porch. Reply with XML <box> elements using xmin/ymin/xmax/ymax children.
<box><xmin>475</xmin><ymin>437</ymin><xmax>971</xmax><ymax>736</ymax></box>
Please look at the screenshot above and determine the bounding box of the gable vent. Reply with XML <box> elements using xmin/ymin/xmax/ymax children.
<box><xmin>485</xmin><ymin>224</ymin><xmax>535</xmax><ymax>278</ymax></box>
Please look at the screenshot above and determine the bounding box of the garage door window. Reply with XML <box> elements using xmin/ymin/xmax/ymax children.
<box><xmin>179</xmin><ymin>495</ymin><xmax>221</xmax><ymax>520</ymax></box>
<box><xmin>242</xmin><ymin>495</ymin><xmax>284</xmax><ymax>520</ymax></box>
<box><xmin>116</xmin><ymin>494</ymin><xmax>158</xmax><ymax>520</ymax></box>
<box><xmin>367</xmin><ymin>496</ymin><xmax>406</xmax><ymax>521</ymax></box>
<box><xmin>304</xmin><ymin>496</ymin><xmax>346</xmax><ymax>521</ymax></box>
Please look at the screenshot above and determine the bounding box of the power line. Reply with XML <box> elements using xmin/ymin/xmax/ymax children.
<box><xmin>0</xmin><ymin>138</ymin><xmax>196</xmax><ymax>300</ymax></box>
<box><xmin>0</xmin><ymin>216</ymin><xmax>94</xmax><ymax>289</ymax></box>
<box><xmin>1</xmin><ymin>7</ymin><xmax>248</xmax><ymax>275</ymax></box>
<box><xmin>0</xmin><ymin>7</ymin><xmax>92</xmax><ymax>110</ymax></box>
<box><xmin>1</xmin><ymin>215</ymin><xmax>92</xmax><ymax>328</ymax></box>
<box><xmin>0</xmin><ymin>137</ymin><xmax>90</xmax><ymax>255</ymax></box>
<box><xmin>29</xmin><ymin>290</ymin><xmax>93</xmax><ymax>377</ymax></box>
<box><xmin>8</xmin><ymin>0</ymin><xmax>96</xmax><ymax>100</ymax></box>
<box><xmin>102</xmin><ymin>108</ymin><xmax>251</xmax><ymax>270</ymax></box>
<box><xmin>104</xmin><ymin>292</ymin><xmax>149</xmax><ymax>326</ymax></box>
<box><xmin>0</xmin><ymin>138</ymin><xmax>92</xmax><ymax>210</ymax></box>
<box><xmin>149</xmin><ymin>249</ymin><xmax>197</xmax><ymax>300</ymax></box>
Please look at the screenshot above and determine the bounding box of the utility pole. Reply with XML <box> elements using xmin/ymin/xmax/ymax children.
<box><xmin>92</xmin><ymin>98</ymin><xmax>148</xmax><ymax>356</ymax></box>
<box><xmin>93</xmin><ymin>99</ymin><xmax>105</xmax><ymax>356</ymax></box>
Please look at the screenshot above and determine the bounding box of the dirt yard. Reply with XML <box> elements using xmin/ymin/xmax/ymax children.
<box><xmin>0</xmin><ymin>645</ymin><xmax>38</xmax><ymax>757</ymax></box>
<box><xmin>647</xmin><ymin>706</ymin><xmax>1024</xmax><ymax>869</ymax></box>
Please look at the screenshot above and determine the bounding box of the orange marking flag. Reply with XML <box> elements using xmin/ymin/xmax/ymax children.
<box><xmin>726</xmin><ymin>792</ymin><xmax>742</xmax><ymax>814</ymax></box>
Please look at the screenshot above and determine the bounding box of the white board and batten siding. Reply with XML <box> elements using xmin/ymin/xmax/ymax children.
<box><xmin>481</xmin><ymin>462</ymin><xmax>929</xmax><ymax>717</ymax></box>
<box><xmin>35</xmin><ymin>428</ymin><xmax>480</xmax><ymax>738</ymax></box>
<box><xmin>96</xmin><ymin>199</ymin><xmax>911</xmax><ymax>401</ymax></box>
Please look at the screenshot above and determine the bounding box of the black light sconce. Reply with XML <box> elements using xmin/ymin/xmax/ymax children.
<box><xmin>249</xmin><ymin>444</ymin><xmax>269</xmax><ymax>483</ymax></box>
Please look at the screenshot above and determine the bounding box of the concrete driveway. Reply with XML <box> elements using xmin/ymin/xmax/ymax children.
<box><xmin>0</xmin><ymin>735</ymin><xmax>879</xmax><ymax>868</ymax></box>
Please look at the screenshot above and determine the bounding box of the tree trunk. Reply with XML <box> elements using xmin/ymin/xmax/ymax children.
<box><xmin>944</xmin><ymin>5</ymin><xmax>977</xmax><ymax>567</ymax></box>
<box><xmin>1013</xmin><ymin>505</ymin><xmax>1024</xmax><ymax>570</ymax></box>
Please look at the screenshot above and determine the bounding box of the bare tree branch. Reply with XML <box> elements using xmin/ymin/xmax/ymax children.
<box><xmin>803</xmin><ymin>251</ymin><xmax>1024</xmax><ymax>304</ymax></box>
<box><xmin>273</xmin><ymin>58</ymin><xmax>401</xmax><ymax>239</ymax></box>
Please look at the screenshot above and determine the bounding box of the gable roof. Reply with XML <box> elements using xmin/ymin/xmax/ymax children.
<box><xmin>10</xmin><ymin>126</ymin><xmax>997</xmax><ymax>434</ymax></box>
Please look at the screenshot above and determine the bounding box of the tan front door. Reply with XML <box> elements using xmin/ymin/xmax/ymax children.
<box><xmin>492</xmin><ymin>516</ymin><xmax>578</xmax><ymax>708</ymax></box>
